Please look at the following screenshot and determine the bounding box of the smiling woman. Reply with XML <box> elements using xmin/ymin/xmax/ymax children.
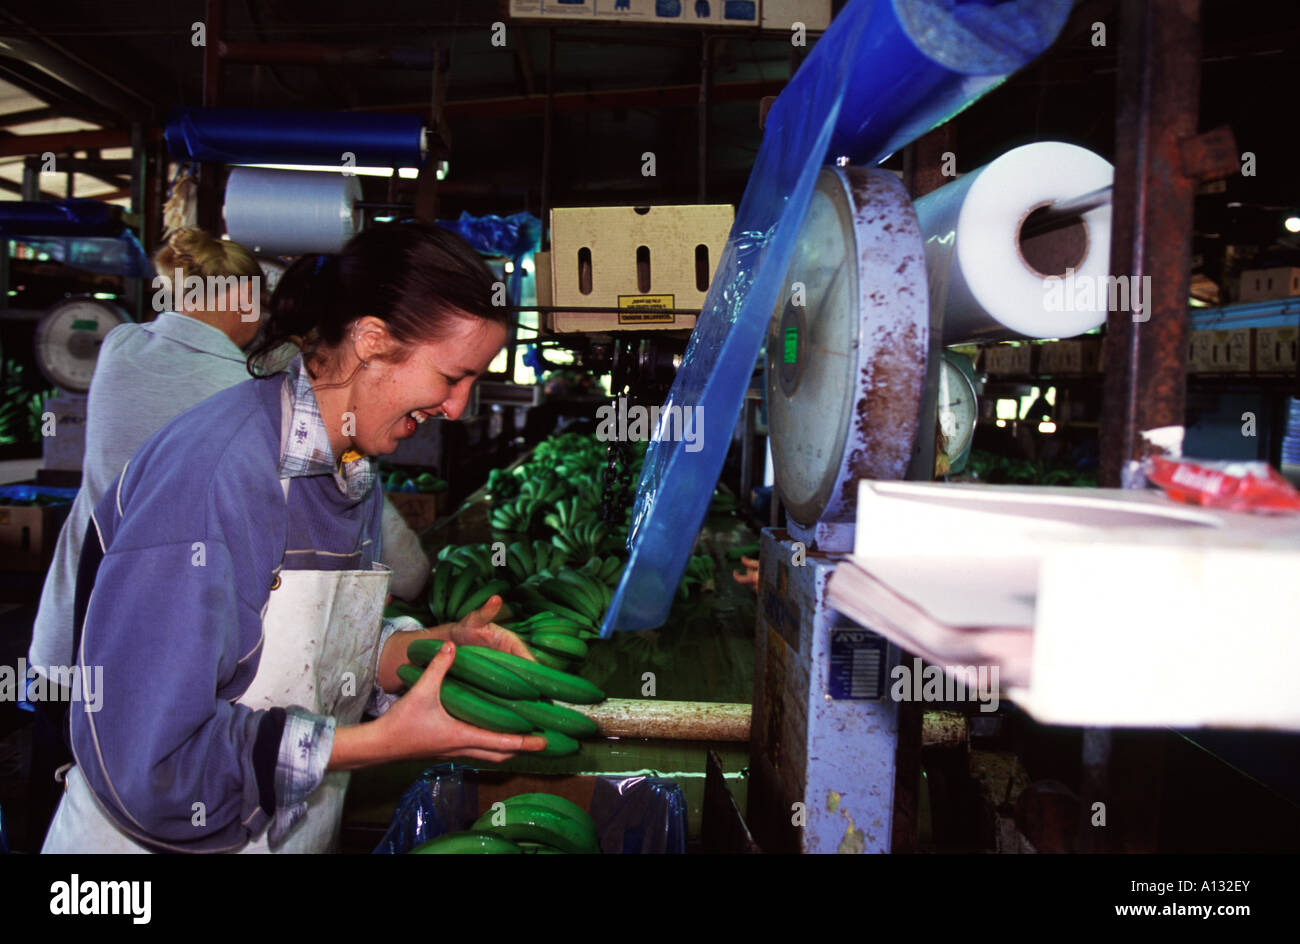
<box><xmin>43</xmin><ymin>221</ymin><xmax>543</xmax><ymax>855</ymax></box>
<box><xmin>246</xmin><ymin>221</ymin><xmax>509</xmax><ymax>455</ymax></box>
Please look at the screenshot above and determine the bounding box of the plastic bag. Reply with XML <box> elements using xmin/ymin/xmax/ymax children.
<box><xmin>372</xmin><ymin>764</ymin><xmax>688</xmax><ymax>854</ymax></box>
<box><xmin>1145</xmin><ymin>456</ymin><xmax>1300</xmax><ymax>514</ymax></box>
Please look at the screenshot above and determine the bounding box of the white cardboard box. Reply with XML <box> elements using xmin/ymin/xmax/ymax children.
<box><xmin>546</xmin><ymin>203</ymin><xmax>733</xmax><ymax>333</ymax></box>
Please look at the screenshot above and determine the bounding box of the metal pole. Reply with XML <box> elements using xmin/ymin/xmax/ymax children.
<box><xmin>1087</xmin><ymin>0</ymin><xmax>1207</xmax><ymax>855</ymax></box>
<box><xmin>540</xmin><ymin>29</ymin><xmax>555</xmax><ymax>250</ymax></box>
<box><xmin>1099</xmin><ymin>0</ymin><xmax>1201</xmax><ymax>489</ymax></box>
<box><xmin>698</xmin><ymin>33</ymin><xmax>711</xmax><ymax>204</ymax></box>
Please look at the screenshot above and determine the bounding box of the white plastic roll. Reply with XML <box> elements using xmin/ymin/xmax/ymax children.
<box><xmin>223</xmin><ymin>167</ymin><xmax>361</xmax><ymax>256</ymax></box>
<box><xmin>915</xmin><ymin>142</ymin><xmax>1114</xmax><ymax>344</ymax></box>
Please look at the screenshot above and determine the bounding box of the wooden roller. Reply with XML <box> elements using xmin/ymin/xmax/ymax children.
<box><xmin>560</xmin><ymin>699</ymin><xmax>752</xmax><ymax>742</ymax></box>
<box><xmin>559</xmin><ymin>700</ymin><xmax>970</xmax><ymax>748</ymax></box>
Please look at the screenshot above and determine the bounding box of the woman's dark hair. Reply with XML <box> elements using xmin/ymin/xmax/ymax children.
<box><xmin>247</xmin><ymin>219</ymin><xmax>503</xmax><ymax>377</ymax></box>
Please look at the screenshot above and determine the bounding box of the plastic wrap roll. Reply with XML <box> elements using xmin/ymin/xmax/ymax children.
<box><xmin>604</xmin><ymin>0</ymin><xmax>1071</xmax><ymax>634</ymax></box>
<box><xmin>915</xmin><ymin>143</ymin><xmax>1114</xmax><ymax>343</ymax></box>
<box><xmin>223</xmin><ymin>167</ymin><xmax>361</xmax><ymax>256</ymax></box>
<box><xmin>165</xmin><ymin>107</ymin><xmax>426</xmax><ymax>168</ymax></box>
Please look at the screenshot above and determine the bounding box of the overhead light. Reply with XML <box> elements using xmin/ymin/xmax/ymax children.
<box><xmin>373</xmin><ymin>215</ymin><xmax>394</xmax><ymax>223</ymax></box>
<box><xmin>1038</xmin><ymin>421</ymin><xmax>1057</xmax><ymax>434</ymax></box>
<box><xmin>1285</xmin><ymin>216</ymin><xmax>1300</xmax><ymax>233</ymax></box>
<box><xmin>241</xmin><ymin>163</ymin><xmax>421</xmax><ymax>178</ymax></box>
<box><xmin>504</xmin><ymin>261</ymin><xmax>515</xmax><ymax>274</ymax></box>
<box><xmin>435</xmin><ymin>160</ymin><xmax>449</xmax><ymax>181</ymax></box>
<box><xmin>521</xmin><ymin>258</ymin><xmax>534</xmax><ymax>275</ymax></box>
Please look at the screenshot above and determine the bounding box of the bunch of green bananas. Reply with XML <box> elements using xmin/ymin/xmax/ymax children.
<box><xmin>708</xmin><ymin>487</ymin><xmax>738</xmax><ymax>515</ymax></box>
<box><xmin>676</xmin><ymin>553</ymin><xmax>716</xmax><ymax>600</ymax></box>
<box><xmin>517</xmin><ymin>477</ymin><xmax>565</xmax><ymax>505</ymax></box>
<box><xmin>397</xmin><ymin>639</ymin><xmax>604</xmax><ymax>759</ymax></box>
<box><xmin>551</xmin><ymin>519</ymin><xmax>616</xmax><ymax>560</ymax></box>
<box><xmin>410</xmin><ymin>793</ymin><xmax>599</xmax><ymax>854</ymax></box>
<box><xmin>504</xmin><ymin>610</ymin><xmax>598</xmax><ymax>672</ymax></box>
<box><xmin>509</xmin><ymin>567</ymin><xmax>610</xmax><ymax>637</ymax></box>
<box><xmin>542</xmin><ymin>496</ymin><xmax>593</xmax><ymax>535</ymax></box>
<box><xmin>578</xmin><ymin>555</ymin><xmax>624</xmax><ymax>586</ymax></box>
<box><xmin>485</xmin><ymin>467</ymin><xmax>520</xmax><ymax>501</ymax></box>
<box><xmin>427</xmin><ymin>550</ymin><xmax>515</xmax><ymax>624</ymax></box>
<box><xmin>501</xmin><ymin>540</ymin><xmax>568</xmax><ymax>583</ymax></box>
<box><xmin>489</xmin><ymin>496</ymin><xmax>539</xmax><ymax>534</ymax></box>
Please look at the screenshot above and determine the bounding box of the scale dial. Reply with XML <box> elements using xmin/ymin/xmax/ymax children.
<box><xmin>766</xmin><ymin>167</ymin><xmax>929</xmax><ymax>528</ymax></box>
<box><xmin>33</xmin><ymin>298</ymin><xmax>129</xmax><ymax>392</ymax></box>
<box><xmin>938</xmin><ymin>352</ymin><xmax>978</xmax><ymax>461</ymax></box>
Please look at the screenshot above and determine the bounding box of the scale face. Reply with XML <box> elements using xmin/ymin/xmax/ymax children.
<box><xmin>33</xmin><ymin>298</ymin><xmax>129</xmax><ymax>392</ymax></box>
<box><xmin>766</xmin><ymin>166</ymin><xmax>929</xmax><ymax>532</ymax></box>
<box><xmin>938</xmin><ymin>351</ymin><xmax>978</xmax><ymax>471</ymax></box>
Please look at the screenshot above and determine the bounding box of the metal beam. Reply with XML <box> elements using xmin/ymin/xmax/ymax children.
<box><xmin>0</xmin><ymin>128</ymin><xmax>131</xmax><ymax>158</ymax></box>
<box><xmin>371</xmin><ymin>78</ymin><xmax>788</xmax><ymax>119</ymax></box>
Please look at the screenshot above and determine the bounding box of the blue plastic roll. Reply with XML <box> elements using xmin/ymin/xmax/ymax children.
<box><xmin>0</xmin><ymin>199</ymin><xmax>122</xmax><ymax>237</ymax></box>
<box><xmin>164</xmin><ymin>107</ymin><xmax>427</xmax><ymax>168</ymax></box>
<box><xmin>604</xmin><ymin>0</ymin><xmax>1070</xmax><ymax>634</ymax></box>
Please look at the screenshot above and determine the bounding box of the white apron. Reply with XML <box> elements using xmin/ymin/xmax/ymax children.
<box><xmin>42</xmin><ymin>521</ymin><xmax>391</xmax><ymax>854</ymax></box>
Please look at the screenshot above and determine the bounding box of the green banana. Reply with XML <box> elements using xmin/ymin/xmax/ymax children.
<box><xmin>445</xmin><ymin>566</ymin><xmax>477</xmax><ymax>618</ymax></box>
<box><xmin>427</xmin><ymin>559</ymin><xmax>454</xmax><ymax>622</ymax></box>
<box><xmin>528</xmin><ymin>648</ymin><xmax>577</xmax><ymax>671</ymax></box>
<box><xmin>532</xmin><ymin>727</ymin><xmax>581</xmax><ymax>757</ymax></box>
<box><xmin>469</xmin><ymin>688</ymin><xmax>599</xmax><ymax>738</ymax></box>
<box><xmin>531</xmin><ymin>632</ymin><xmax>589</xmax><ymax>661</ymax></box>
<box><xmin>454</xmin><ymin>578</ymin><xmax>512</xmax><ymax>622</ymax></box>
<box><xmin>555</xmin><ymin>570</ymin><xmax>604</xmax><ymax>618</ymax></box>
<box><xmin>502</xmin><ymin>793</ymin><xmax>594</xmax><ymax>829</ymax></box>
<box><xmin>409</xmin><ymin>831</ymin><xmax>523</xmax><ymax>854</ymax></box>
<box><xmin>396</xmin><ymin>663</ymin><xmax>534</xmax><ymax>733</ymax></box>
<box><xmin>406</xmin><ymin>639</ymin><xmax>540</xmax><ymax>700</ymax></box>
<box><xmin>467</xmin><ymin>646</ymin><xmax>605</xmax><ymax>704</ymax></box>
<box><xmin>472</xmin><ymin>802</ymin><xmax>596</xmax><ymax>853</ymax></box>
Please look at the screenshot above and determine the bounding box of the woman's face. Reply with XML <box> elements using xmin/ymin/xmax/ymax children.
<box><xmin>347</xmin><ymin>314</ymin><xmax>507</xmax><ymax>456</ymax></box>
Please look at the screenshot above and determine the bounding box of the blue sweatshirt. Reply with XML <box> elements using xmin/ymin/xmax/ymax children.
<box><xmin>69</xmin><ymin>371</ymin><xmax>387</xmax><ymax>852</ymax></box>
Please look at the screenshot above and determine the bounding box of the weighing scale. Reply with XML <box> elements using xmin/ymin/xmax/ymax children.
<box><xmin>750</xmin><ymin>166</ymin><xmax>976</xmax><ymax>853</ymax></box>
<box><xmin>33</xmin><ymin>297</ymin><xmax>129</xmax><ymax>393</ymax></box>
<box><xmin>33</xmin><ymin>297</ymin><xmax>130</xmax><ymax>473</ymax></box>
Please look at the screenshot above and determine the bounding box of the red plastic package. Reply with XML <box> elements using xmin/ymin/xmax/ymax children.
<box><xmin>1146</xmin><ymin>456</ymin><xmax>1300</xmax><ymax>514</ymax></box>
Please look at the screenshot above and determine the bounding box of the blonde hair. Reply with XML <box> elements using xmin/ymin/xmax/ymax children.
<box><xmin>153</xmin><ymin>227</ymin><xmax>260</xmax><ymax>282</ymax></box>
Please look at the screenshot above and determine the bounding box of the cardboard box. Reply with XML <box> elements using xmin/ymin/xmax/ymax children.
<box><xmin>41</xmin><ymin>393</ymin><xmax>87</xmax><ymax>473</ymax></box>
<box><xmin>547</xmin><ymin>203</ymin><xmax>733</xmax><ymax>333</ymax></box>
<box><xmin>1189</xmin><ymin>329</ymin><xmax>1252</xmax><ymax>373</ymax></box>
<box><xmin>1239</xmin><ymin>267</ymin><xmax>1300</xmax><ymax>303</ymax></box>
<box><xmin>509</xmin><ymin>0</ymin><xmax>759</xmax><ymax>27</ymax></box>
<box><xmin>761</xmin><ymin>0</ymin><xmax>830</xmax><ymax>31</ymax></box>
<box><xmin>0</xmin><ymin>503</ymin><xmax>68</xmax><ymax>572</ymax></box>
<box><xmin>1256</xmin><ymin>326</ymin><xmax>1298</xmax><ymax>373</ymax></box>
<box><xmin>385</xmin><ymin>492</ymin><xmax>448</xmax><ymax>534</ymax></box>
<box><xmin>983</xmin><ymin>343</ymin><xmax>1032</xmax><ymax>376</ymax></box>
<box><xmin>1036</xmin><ymin>340</ymin><xmax>1081</xmax><ymax>375</ymax></box>
<box><xmin>508</xmin><ymin>0</ymin><xmax>594</xmax><ymax>21</ymax></box>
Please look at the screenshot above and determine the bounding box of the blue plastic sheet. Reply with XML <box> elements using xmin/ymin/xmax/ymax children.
<box><xmin>164</xmin><ymin>107</ymin><xmax>428</xmax><ymax>168</ymax></box>
<box><xmin>0</xmin><ymin>200</ymin><xmax>152</xmax><ymax>278</ymax></box>
<box><xmin>436</xmin><ymin>211</ymin><xmax>541</xmax><ymax>310</ymax></box>
<box><xmin>605</xmin><ymin>0</ymin><xmax>1071</xmax><ymax>634</ymax></box>
<box><xmin>0</xmin><ymin>485</ymin><xmax>78</xmax><ymax>505</ymax></box>
<box><xmin>372</xmin><ymin>764</ymin><xmax>688</xmax><ymax>854</ymax></box>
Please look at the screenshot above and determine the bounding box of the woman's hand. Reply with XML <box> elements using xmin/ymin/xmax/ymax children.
<box><xmin>732</xmin><ymin>555</ymin><xmax>760</xmax><ymax>595</ymax></box>
<box><xmin>330</xmin><ymin>641</ymin><xmax>546</xmax><ymax>770</ymax></box>
<box><xmin>447</xmin><ymin>593</ymin><xmax>533</xmax><ymax>659</ymax></box>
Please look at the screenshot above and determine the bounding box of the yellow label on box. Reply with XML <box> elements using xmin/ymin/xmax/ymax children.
<box><xmin>617</xmin><ymin>294</ymin><xmax>676</xmax><ymax>324</ymax></box>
